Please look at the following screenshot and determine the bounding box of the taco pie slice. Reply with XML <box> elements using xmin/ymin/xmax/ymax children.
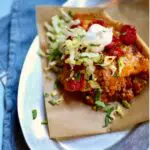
<box><xmin>36</xmin><ymin>6</ymin><xmax>149</xmax><ymax>139</ymax></box>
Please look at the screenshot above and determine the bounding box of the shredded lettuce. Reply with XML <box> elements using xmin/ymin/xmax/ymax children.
<box><xmin>88</xmin><ymin>80</ymin><xmax>100</xmax><ymax>89</ymax></box>
<box><xmin>60</xmin><ymin>8</ymin><xmax>72</xmax><ymax>22</ymax></box>
<box><xmin>94</xmin><ymin>89</ymin><xmax>101</xmax><ymax>101</ymax></box>
<box><xmin>89</xmin><ymin>45</ymin><xmax>105</xmax><ymax>53</ymax></box>
<box><xmin>44</xmin><ymin>22</ymin><xmax>55</xmax><ymax>33</ymax></box>
<box><xmin>69</xmin><ymin>19</ymin><xmax>80</xmax><ymax>27</ymax></box>
<box><xmin>80</xmin><ymin>52</ymin><xmax>103</xmax><ymax>63</ymax></box>
<box><xmin>65</xmin><ymin>39</ymin><xmax>81</xmax><ymax>51</ymax></box>
<box><xmin>122</xmin><ymin>100</ymin><xmax>131</xmax><ymax>108</ymax></box>
<box><xmin>51</xmin><ymin>15</ymin><xmax>62</xmax><ymax>33</ymax></box>
<box><xmin>85</xmin><ymin>61</ymin><xmax>95</xmax><ymax>79</ymax></box>
<box><xmin>65</xmin><ymin>50</ymin><xmax>76</xmax><ymax>65</ymax></box>
<box><xmin>95</xmin><ymin>101</ymin><xmax>106</xmax><ymax>108</ymax></box>
<box><xmin>115</xmin><ymin>105</ymin><xmax>124</xmax><ymax>117</ymax></box>
<box><xmin>118</xmin><ymin>57</ymin><xmax>125</xmax><ymax>75</ymax></box>
<box><xmin>104</xmin><ymin>107</ymin><xmax>114</xmax><ymax>127</ymax></box>
<box><xmin>49</xmin><ymin>95</ymin><xmax>64</xmax><ymax>106</ymax></box>
<box><xmin>74</xmin><ymin>72</ymin><xmax>81</xmax><ymax>80</ymax></box>
<box><xmin>100</xmin><ymin>56</ymin><xmax>116</xmax><ymax>67</ymax></box>
<box><xmin>108</xmin><ymin>63</ymin><xmax>117</xmax><ymax>76</ymax></box>
<box><xmin>68</xmin><ymin>10</ymin><xmax>73</xmax><ymax>18</ymax></box>
<box><xmin>38</xmin><ymin>50</ymin><xmax>47</xmax><ymax>57</ymax></box>
<box><xmin>75</xmin><ymin>57</ymin><xmax>89</xmax><ymax>65</ymax></box>
<box><xmin>32</xmin><ymin>109</ymin><xmax>37</xmax><ymax>120</ymax></box>
<box><xmin>48</xmin><ymin>61</ymin><xmax>57</xmax><ymax>68</ymax></box>
<box><xmin>65</xmin><ymin>27</ymin><xmax>86</xmax><ymax>39</ymax></box>
<box><xmin>46</xmin><ymin>32</ymin><xmax>55</xmax><ymax>40</ymax></box>
<box><xmin>80</xmin><ymin>52</ymin><xmax>99</xmax><ymax>58</ymax></box>
<box><xmin>48</xmin><ymin>48</ymin><xmax>62</xmax><ymax>61</ymax></box>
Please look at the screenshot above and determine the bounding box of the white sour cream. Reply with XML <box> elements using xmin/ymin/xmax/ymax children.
<box><xmin>84</xmin><ymin>24</ymin><xmax>113</xmax><ymax>52</ymax></box>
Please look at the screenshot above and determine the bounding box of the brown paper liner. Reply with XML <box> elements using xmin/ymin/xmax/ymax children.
<box><xmin>36</xmin><ymin>0</ymin><xmax>149</xmax><ymax>139</ymax></box>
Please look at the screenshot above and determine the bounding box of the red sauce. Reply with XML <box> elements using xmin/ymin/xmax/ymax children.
<box><xmin>120</xmin><ymin>25</ymin><xmax>136</xmax><ymax>45</ymax></box>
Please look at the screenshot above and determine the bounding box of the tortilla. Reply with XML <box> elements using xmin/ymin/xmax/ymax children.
<box><xmin>36</xmin><ymin>1</ymin><xmax>149</xmax><ymax>139</ymax></box>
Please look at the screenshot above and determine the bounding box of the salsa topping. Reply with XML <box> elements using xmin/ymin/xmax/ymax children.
<box><xmin>120</xmin><ymin>25</ymin><xmax>136</xmax><ymax>45</ymax></box>
<box><xmin>105</xmin><ymin>36</ymin><xmax>121</xmax><ymax>50</ymax></box>
<box><xmin>107</xmin><ymin>47</ymin><xmax>124</xmax><ymax>58</ymax></box>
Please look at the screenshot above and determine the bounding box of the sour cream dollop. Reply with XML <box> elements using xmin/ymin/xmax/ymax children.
<box><xmin>84</xmin><ymin>24</ymin><xmax>113</xmax><ymax>52</ymax></box>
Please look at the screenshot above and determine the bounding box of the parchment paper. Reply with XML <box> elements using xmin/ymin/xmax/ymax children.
<box><xmin>36</xmin><ymin>0</ymin><xmax>149</xmax><ymax>139</ymax></box>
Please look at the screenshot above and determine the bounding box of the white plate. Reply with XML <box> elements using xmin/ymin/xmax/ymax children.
<box><xmin>18</xmin><ymin>36</ymin><xmax>130</xmax><ymax>150</ymax></box>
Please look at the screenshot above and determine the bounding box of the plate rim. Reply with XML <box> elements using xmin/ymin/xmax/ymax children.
<box><xmin>17</xmin><ymin>36</ymin><xmax>39</xmax><ymax>149</ymax></box>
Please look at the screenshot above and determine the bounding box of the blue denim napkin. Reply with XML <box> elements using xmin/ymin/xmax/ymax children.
<box><xmin>0</xmin><ymin>14</ymin><xmax>11</xmax><ymax>149</ymax></box>
<box><xmin>2</xmin><ymin>0</ymin><xmax>65</xmax><ymax>149</ymax></box>
<box><xmin>1</xmin><ymin>0</ymin><xmax>149</xmax><ymax>150</ymax></box>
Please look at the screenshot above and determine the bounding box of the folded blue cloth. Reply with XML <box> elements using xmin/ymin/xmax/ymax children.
<box><xmin>0</xmin><ymin>14</ymin><xmax>10</xmax><ymax>72</ymax></box>
<box><xmin>1</xmin><ymin>0</ymin><xmax>149</xmax><ymax>149</ymax></box>
<box><xmin>0</xmin><ymin>14</ymin><xmax>11</xmax><ymax>149</ymax></box>
<box><xmin>2</xmin><ymin>0</ymin><xmax>65</xmax><ymax>149</ymax></box>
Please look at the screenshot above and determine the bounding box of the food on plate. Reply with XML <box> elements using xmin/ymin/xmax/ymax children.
<box><xmin>41</xmin><ymin>9</ymin><xmax>149</xmax><ymax>126</ymax></box>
